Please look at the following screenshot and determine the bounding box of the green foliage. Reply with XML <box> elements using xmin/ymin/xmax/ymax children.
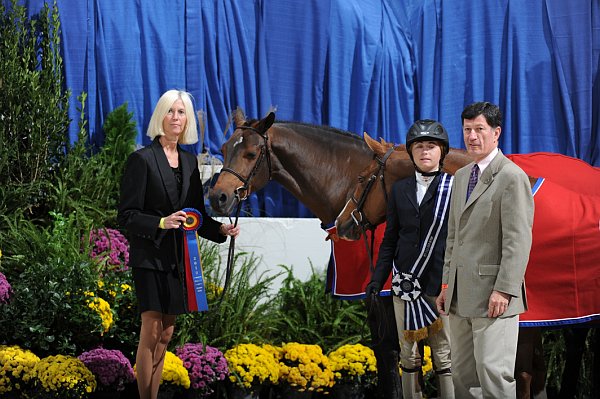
<box><xmin>49</xmin><ymin>98</ymin><xmax>137</xmax><ymax>226</ymax></box>
<box><xmin>173</xmin><ymin>243</ymin><xmax>282</xmax><ymax>350</ymax></box>
<box><xmin>0</xmin><ymin>212</ymin><xmax>104</xmax><ymax>356</ymax></box>
<box><xmin>267</xmin><ymin>266</ymin><xmax>370</xmax><ymax>352</ymax></box>
<box><xmin>0</xmin><ymin>0</ymin><xmax>70</xmax><ymax>218</ymax></box>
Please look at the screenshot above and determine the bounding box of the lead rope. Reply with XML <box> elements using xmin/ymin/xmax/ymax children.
<box><xmin>217</xmin><ymin>194</ymin><xmax>243</xmax><ymax>309</ymax></box>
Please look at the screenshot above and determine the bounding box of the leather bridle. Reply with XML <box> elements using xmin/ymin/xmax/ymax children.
<box><xmin>219</xmin><ymin>125</ymin><xmax>272</xmax><ymax>202</ymax></box>
<box><xmin>348</xmin><ymin>146</ymin><xmax>395</xmax><ymax>274</ymax></box>
<box><xmin>216</xmin><ymin>123</ymin><xmax>272</xmax><ymax>306</ymax></box>
<box><xmin>349</xmin><ymin>146</ymin><xmax>395</xmax><ymax>231</ymax></box>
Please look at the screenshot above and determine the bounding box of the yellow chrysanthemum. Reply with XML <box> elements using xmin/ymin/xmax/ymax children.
<box><xmin>225</xmin><ymin>343</ymin><xmax>280</xmax><ymax>389</ymax></box>
<box><xmin>328</xmin><ymin>343</ymin><xmax>377</xmax><ymax>386</ymax></box>
<box><xmin>0</xmin><ymin>345</ymin><xmax>40</xmax><ymax>394</ymax></box>
<box><xmin>278</xmin><ymin>342</ymin><xmax>334</xmax><ymax>392</ymax></box>
<box><xmin>422</xmin><ymin>345</ymin><xmax>433</xmax><ymax>375</ymax></box>
<box><xmin>157</xmin><ymin>351</ymin><xmax>190</xmax><ymax>389</ymax></box>
<box><xmin>86</xmin><ymin>296</ymin><xmax>114</xmax><ymax>333</ymax></box>
<box><xmin>32</xmin><ymin>354</ymin><xmax>96</xmax><ymax>396</ymax></box>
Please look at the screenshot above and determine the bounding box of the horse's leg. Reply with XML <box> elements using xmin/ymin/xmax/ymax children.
<box><xmin>559</xmin><ymin>327</ymin><xmax>590</xmax><ymax>399</ymax></box>
<box><xmin>366</xmin><ymin>295</ymin><xmax>403</xmax><ymax>399</ymax></box>
<box><xmin>593</xmin><ymin>328</ymin><xmax>600</xmax><ymax>396</ymax></box>
<box><xmin>530</xmin><ymin>327</ymin><xmax>547</xmax><ymax>399</ymax></box>
<box><xmin>515</xmin><ymin>327</ymin><xmax>541</xmax><ymax>399</ymax></box>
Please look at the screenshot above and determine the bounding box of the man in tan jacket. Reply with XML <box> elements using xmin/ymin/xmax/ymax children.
<box><xmin>436</xmin><ymin>101</ymin><xmax>534</xmax><ymax>398</ymax></box>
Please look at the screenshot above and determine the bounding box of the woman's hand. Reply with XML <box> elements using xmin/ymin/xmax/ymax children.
<box><xmin>220</xmin><ymin>223</ymin><xmax>240</xmax><ymax>238</ymax></box>
<box><xmin>160</xmin><ymin>210</ymin><xmax>187</xmax><ymax>229</ymax></box>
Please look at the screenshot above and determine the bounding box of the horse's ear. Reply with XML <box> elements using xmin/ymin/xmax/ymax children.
<box><xmin>233</xmin><ymin>107</ymin><xmax>246</xmax><ymax>127</ymax></box>
<box><xmin>363</xmin><ymin>131</ymin><xmax>383</xmax><ymax>153</ymax></box>
<box><xmin>258</xmin><ymin>112</ymin><xmax>275</xmax><ymax>133</ymax></box>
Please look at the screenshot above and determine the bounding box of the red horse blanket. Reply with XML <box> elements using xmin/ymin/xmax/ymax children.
<box><xmin>327</xmin><ymin>153</ymin><xmax>600</xmax><ymax>326</ymax></box>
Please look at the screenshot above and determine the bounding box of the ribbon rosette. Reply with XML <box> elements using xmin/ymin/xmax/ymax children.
<box><xmin>179</xmin><ymin>208</ymin><xmax>208</xmax><ymax>312</ymax></box>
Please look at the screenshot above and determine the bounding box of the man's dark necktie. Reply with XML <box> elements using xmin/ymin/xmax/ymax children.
<box><xmin>466</xmin><ymin>164</ymin><xmax>479</xmax><ymax>200</ymax></box>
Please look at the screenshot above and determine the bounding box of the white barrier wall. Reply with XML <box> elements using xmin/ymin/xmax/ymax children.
<box><xmin>213</xmin><ymin>217</ymin><xmax>332</xmax><ymax>295</ymax></box>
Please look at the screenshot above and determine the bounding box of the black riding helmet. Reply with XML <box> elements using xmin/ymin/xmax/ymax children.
<box><xmin>405</xmin><ymin>119</ymin><xmax>449</xmax><ymax>175</ymax></box>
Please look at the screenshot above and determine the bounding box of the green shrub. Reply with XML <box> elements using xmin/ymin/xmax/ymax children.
<box><xmin>49</xmin><ymin>99</ymin><xmax>137</xmax><ymax>226</ymax></box>
<box><xmin>0</xmin><ymin>212</ymin><xmax>104</xmax><ymax>356</ymax></box>
<box><xmin>0</xmin><ymin>0</ymin><xmax>70</xmax><ymax>218</ymax></box>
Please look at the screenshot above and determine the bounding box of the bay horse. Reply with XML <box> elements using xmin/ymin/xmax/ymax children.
<box><xmin>208</xmin><ymin>109</ymin><xmax>404</xmax><ymax>397</ymax></box>
<box><xmin>208</xmin><ymin>109</ymin><xmax>374</xmax><ymax>225</ymax></box>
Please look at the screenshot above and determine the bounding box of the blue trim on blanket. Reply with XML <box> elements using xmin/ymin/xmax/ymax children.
<box><xmin>531</xmin><ymin>177</ymin><xmax>545</xmax><ymax>196</ymax></box>
<box><xmin>519</xmin><ymin>313</ymin><xmax>600</xmax><ymax>327</ymax></box>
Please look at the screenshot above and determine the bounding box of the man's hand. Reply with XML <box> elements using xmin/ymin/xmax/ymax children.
<box><xmin>488</xmin><ymin>290</ymin><xmax>510</xmax><ymax>318</ymax></box>
<box><xmin>436</xmin><ymin>288</ymin><xmax>448</xmax><ymax>316</ymax></box>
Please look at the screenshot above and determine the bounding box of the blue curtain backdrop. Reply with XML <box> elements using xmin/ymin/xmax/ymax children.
<box><xmin>19</xmin><ymin>0</ymin><xmax>600</xmax><ymax>217</ymax></box>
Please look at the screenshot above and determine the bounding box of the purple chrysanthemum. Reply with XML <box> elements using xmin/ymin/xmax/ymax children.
<box><xmin>176</xmin><ymin>343</ymin><xmax>229</xmax><ymax>395</ymax></box>
<box><xmin>0</xmin><ymin>272</ymin><xmax>12</xmax><ymax>304</ymax></box>
<box><xmin>89</xmin><ymin>228</ymin><xmax>129</xmax><ymax>271</ymax></box>
<box><xmin>78</xmin><ymin>348</ymin><xmax>135</xmax><ymax>391</ymax></box>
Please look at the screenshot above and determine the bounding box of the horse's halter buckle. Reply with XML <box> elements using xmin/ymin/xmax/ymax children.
<box><xmin>220</xmin><ymin>125</ymin><xmax>272</xmax><ymax>203</ymax></box>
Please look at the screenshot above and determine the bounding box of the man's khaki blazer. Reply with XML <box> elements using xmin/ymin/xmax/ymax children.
<box><xmin>441</xmin><ymin>150</ymin><xmax>534</xmax><ymax>318</ymax></box>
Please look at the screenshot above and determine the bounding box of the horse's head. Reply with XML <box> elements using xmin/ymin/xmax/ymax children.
<box><xmin>335</xmin><ymin>132</ymin><xmax>413</xmax><ymax>240</ymax></box>
<box><xmin>208</xmin><ymin>109</ymin><xmax>275</xmax><ymax>215</ymax></box>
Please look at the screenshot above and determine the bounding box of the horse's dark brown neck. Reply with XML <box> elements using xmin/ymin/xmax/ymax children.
<box><xmin>267</xmin><ymin>122</ymin><xmax>374</xmax><ymax>224</ymax></box>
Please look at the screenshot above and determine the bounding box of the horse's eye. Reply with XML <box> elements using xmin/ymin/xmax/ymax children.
<box><xmin>357</xmin><ymin>176</ymin><xmax>365</xmax><ymax>183</ymax></box>
<box><xmin>245</xmin><ymin>152</ymin><xmax>257</xmax><ymax>159</ymax></box>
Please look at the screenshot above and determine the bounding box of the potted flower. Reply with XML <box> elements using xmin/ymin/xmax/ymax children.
<box><xmin>276</xmin><ymin>342</ymin><xmax>334</xmax><ymax>398</ymax></box>
<box><xmin>0</xmin><ymin>271</ymin><xmax>12</xmax><ymax>305</ymax></box>
<box><xmin>0</xmin><ymin>345</ymin><xmax>40</xmax><ymax>398</ymax></box>
<box><xmin>327</xmin><ymin>343</ymin><xmax>377</xmax><ymax>399</ymax></box>
<box><xmin>31</xmin><ymin>354</ymin><xmax>97</xmax><ymax>398</ymax></box>
<box><xmin>155</xmin><ymin>350</ymin><xmax>191</xmax><ymax>398</ymax></box>
<box><xmin>175</xmin><ymin>343</ymin><xmax>228</xmax><ymax>398</ymax></box>
<box><xmin>78</xmin><ymin>347</ymin><xmax>135</xmax><ymax>396</ymax></box>
<box><xmin>224</xmin><ymin>343</ymin><xmax>280</xmax><ymax>398</ymax></box>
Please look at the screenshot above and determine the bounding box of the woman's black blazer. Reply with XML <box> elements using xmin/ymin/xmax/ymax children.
<box><xmin>118</xmin><ymin>138</ymin><xmax>225</xmax><ymax>272</ymax></box>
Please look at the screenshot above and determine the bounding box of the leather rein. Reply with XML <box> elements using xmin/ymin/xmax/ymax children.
<box><xmin>216</xmin><ymin>125</ymin><xmax>272</xmax><ymax>303</ymax></box>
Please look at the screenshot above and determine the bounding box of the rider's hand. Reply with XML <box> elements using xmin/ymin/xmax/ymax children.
<box><xmin>365</xmin><ymin>280</ymin><xmax>382</xmax><ymax>297</ymax></box>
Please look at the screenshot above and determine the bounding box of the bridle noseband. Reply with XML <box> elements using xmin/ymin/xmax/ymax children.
<box><xmin>350</xmin><ymin>146</ymin><xmax>395</xmax><ymax>231</ymax></box>
<box><xmin>219</xmin><ymin>125</ymin><xmax>272</xmax><ymax>202</ymax></box>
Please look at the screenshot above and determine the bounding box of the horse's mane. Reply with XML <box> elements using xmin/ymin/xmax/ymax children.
<box><xmin>275</xmin><ymin>120</ymin><xmax>364</xmax><ymax>143</ymax></box>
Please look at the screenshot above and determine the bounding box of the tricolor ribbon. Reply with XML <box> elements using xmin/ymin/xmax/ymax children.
<box><xmin>179</xmin><ymin>208</ymin><xmax>208</xmax><ymax>312</ymax></box>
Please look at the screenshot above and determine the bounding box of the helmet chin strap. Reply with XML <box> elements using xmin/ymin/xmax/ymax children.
<box><xmin>412</xmin><ymin>156</ymin><xmax>445</xmax><ymax>177</ymax></box>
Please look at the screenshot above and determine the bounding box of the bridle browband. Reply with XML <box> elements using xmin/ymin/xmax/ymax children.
<box><xmin>219</xmin><ymin>125</ymin><xmax>272</xmax><ymax>202</ymax></box>
<box><xmin>350</xmin><ymin>146</ymin><xmax>395</xmax><ymax>231</ymax></box>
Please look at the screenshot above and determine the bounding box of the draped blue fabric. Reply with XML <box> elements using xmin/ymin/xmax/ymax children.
<box><xmin>19</xmin><ymin>0</ymin><xmax>600</xmax><ymax>217</ymax></box>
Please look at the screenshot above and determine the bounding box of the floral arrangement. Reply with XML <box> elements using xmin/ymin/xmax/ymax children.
<box><xmin>0</xmin><ymin>345</ymin><xmax>40</xmax><ymax>396</ymax></box>
<box><xmin>176</xmin><ymin>343</ymin><xmax>228</xmax><ymax>396</ymax></box>
<box><xmin>0</xmin><ymin>271</ymin><xmax>11</xmax><ymax>304</ymax></box>
<box><xmin>78</xmin><ymin>348</ymin><xmax>135</xmax><ymax>392</ymax></box>
<box><xmin>31</xmin><ymin>354</ymin><xmax>97</xmax><ymax>398</ymax></box>
<box><xmin>89</xmin><ymin>228</ymin><xmax>129</xmax><ymax>271</ymax></box>
<box><xmin>278</xmin><ymin>342</ymin><xmax>335</xmax><ymax>392</ymax></box>
<box><xmin>328</xmin><ymin>343</ymin><xmax>377</xmax><ymax>387</ymax></box>
<box><xmin>224</xmin><ymin>343</ymin><xmax>280</xmax><ymax>390</ymax></box>
<box><xmin>157</xmin><ymin>350</ymin><xmax>191</xmax><ymax>391</ymax></box>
